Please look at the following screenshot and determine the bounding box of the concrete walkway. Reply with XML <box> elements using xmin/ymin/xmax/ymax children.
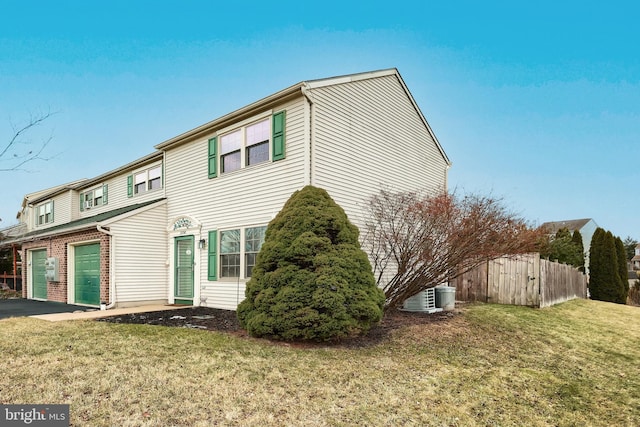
<box><xmin>31</xmin><ymin>304</ymin><xmax>188</xmax><ymax>322</ymax></box>
<box><xmin>0</xmin><ymin>298</ymin><xmax>189</xmax><ymax>322</ymax></box>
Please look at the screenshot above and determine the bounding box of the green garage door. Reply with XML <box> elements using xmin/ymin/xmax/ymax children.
<box><xmin>31</xmin><ymin>249</ymin><xmax>47</xmax><ymax>300</ymax></box>
<box><xmin>75</xmin><ymin>243</ymin><xmax>100</xmax><ymax>305</ymax></box>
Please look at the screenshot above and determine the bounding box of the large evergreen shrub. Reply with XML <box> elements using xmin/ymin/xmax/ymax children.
<box><xmin>615</xmin><ymin>236</ymin><xmax>629</xmax><ymax>303</ymax></box>
<box><xmin>571</xmin><ymin>230</ymin><xmax>585</xmax><ymax>271</ymax></box>
<box><xmin>589</xmin><ymin>228</ymin><xmax>625</xmax><ymax>304</ymax></box>
<box><xmin>237</xmin><ymin>186</ymin><xmax>385</xmax><ymax>341</ymax></box>
<box><xmin>540</xmin><ymin>227</ymin><xmax>583</xmax><ymax>268</ymax></box>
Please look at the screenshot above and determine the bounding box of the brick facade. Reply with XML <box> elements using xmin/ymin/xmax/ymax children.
<box><xmin>21</xmin><ymin>228</ymin><xmax>110</xmax><ymax>305</ymax></box>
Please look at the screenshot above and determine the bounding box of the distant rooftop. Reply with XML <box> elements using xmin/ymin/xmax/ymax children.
<box><xmin>540</xmin><ymin>218</ymin><xmax>593</xmax><ymax>233</ymax></box>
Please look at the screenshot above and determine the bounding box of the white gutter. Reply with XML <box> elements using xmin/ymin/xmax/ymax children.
<box><xmin>96</xmin><ymin>224</ymin><xmax>117</xmax><ymax>309</ymax></box>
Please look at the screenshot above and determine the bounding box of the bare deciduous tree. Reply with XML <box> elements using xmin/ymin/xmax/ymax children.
<box><xmin>363</xmin><ymin>189</ymin><xmax>544</xmax><ymax>310</ymax></box>
<box><xmin>0</xmin><ymin>110</ymin><xmax>56</xmax><ymax>172</ymax></box>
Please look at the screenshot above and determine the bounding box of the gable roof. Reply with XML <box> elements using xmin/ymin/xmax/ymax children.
<box><xmin>154</xmin><ymin>68</ymin><xmax>450</xmax><ymax>164</ymax></box>
<box><xmin>540</xmin><ymin>218</ymin><xmax>594</xmax><ymax>234</ymax></box>
<box><xmin>24</xmin><ymin>179</ymin><xmax>88</xmax><ymax>206</ymax></box>
<box><xmin>74</xmin><ymin>151</ymin><xmax>163</xmax><ymax>191</ymax></box>
<box><xmin>3</xmin><ymin>198</ymin><xmax>165</xmax><ymax>245</ymax></box>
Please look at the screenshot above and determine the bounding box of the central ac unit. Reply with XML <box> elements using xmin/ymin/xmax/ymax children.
<box><xmin>401</xmin><ymin>288</ymin><xmax>442</xmax><ymax>313</ymax></box>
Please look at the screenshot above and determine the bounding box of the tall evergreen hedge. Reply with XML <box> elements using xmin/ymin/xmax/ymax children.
<box><xmin>589</xmin><ymin>228</ymin><xmax>626</xmax><ymax>304</ymax></box>
<box><xmin>615</xmin><ymin>236</ymin><xmax>629</xmax><ymax>303</ymax></box>
<box><xmin>571</xmin><ymin>230</ymin><xmax>585</xmax><ymax>271</ymax></box>
<box><xmin>237</xmin><ymin>186</ymin><xmax>385</xmax><ymax>341</ymax></box>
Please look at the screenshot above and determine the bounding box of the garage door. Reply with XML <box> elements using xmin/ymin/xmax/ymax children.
<box><xmin>75</xmin><ymin>243</ymin><xmax>100</xmax><ymax>305</ymax></box>
<box><xmin>31</xmin><ymin>249</ymin><xmax>47</xmax><ymax>300</ymax></box>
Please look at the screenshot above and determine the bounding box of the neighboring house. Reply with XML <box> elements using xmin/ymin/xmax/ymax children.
<box><xmin>4</xmin><ymin>152</ymin><xmax>167</xmax><ymax>307</ymax></box>
<box><xmin>540</xmin><ymin>218</ymin><xmax>598</xmax><ymax>274</ymax></box>
<box><xmin>628</xmin><ymin>270</ymin><xmax>638</xmax><ymax>290</ymax></box>
<box><xmin>631</xmin><ymin>244</ymin><xmax>640</xmax><ymax>270</ymax></box>
<box><xmin>4</xmin><ymin>68</ymin><xmax>451</xmax><ymax>310</ymax></box>
<box><xmin>0</xmin><ymin>223</ymin><xmax>27</xmax><ymax>289</ymax></box>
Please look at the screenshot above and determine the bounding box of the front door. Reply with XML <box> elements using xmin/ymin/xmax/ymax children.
<box><xmin>75</xmin><ymin>243</ymin><xmax>101</xmax><ymax>305</ymax></box>
<box><xmin>174</xmin><ymin>236</ymin><xmax>194</xmax><ymax>305</ymax></box>
<box><xmin>31</xmin><ymin>249</ymin><xmax>47</xmax><ymax>300</ymax></box>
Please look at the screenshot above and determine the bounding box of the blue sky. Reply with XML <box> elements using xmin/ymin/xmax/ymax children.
<box><xmin>1</xmin><ymin>1</ymin><xmax>638</xmax><ymax>240</ymax></box>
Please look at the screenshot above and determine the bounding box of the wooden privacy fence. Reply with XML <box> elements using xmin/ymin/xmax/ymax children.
<box><xmin>451</xmin><ymin>253</ymin><xmax>587</xmax><ymax>308</ymax></box>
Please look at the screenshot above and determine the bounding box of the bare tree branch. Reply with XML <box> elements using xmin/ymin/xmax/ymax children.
<box><xmin>363</xmin><ymin>189</ymin><xmax>545</xmax><ymax>310</ymax></box>
<box><xmin>0</xmin><ymin>110</ymin><xmax>57</xmax><ymax>172</ymax></box>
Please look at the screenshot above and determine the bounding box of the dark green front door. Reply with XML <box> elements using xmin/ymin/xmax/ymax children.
<box><xmin>31</xmin><ymin>249</ymin><xmax>47</xmax><ymax>300</ymax></box>
<box><xmin>174</xmin><ymin>236</ymin><xmax>194</xmax><ymax>305</ymax></box>
<box><xmin>75</xmin><ymin>243</ymin><xmax>100</xmax><ymax>305</ymax></box>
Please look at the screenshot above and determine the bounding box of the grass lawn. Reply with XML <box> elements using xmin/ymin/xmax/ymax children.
<box><xmin>1</xmin><ymin>299</ymin><xmax>639</xmax><ymax>426</ymax></box>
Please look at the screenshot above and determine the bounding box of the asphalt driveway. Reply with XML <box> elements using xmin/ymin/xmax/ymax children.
<box><xmin>0</xmin><ymin>299</ymin><xmax>95</xmax><ymax>320</ymax></box>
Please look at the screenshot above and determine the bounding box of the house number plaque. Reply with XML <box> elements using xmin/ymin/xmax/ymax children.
<box><xmin>173</xmin><ymin>217</ymin><xmax>192</xmax><ymax>230</ymax></box>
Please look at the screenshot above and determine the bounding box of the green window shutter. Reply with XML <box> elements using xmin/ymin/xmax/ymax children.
<box><xmin>79</xmin><ymin>193</ymin><xmax>85</xmax><ymax>212</ymax></box>
<box><xmin>103</xmin><ymin>184</ymin><xmax>108</xmax><ymax>205</ymax></box>
<box><xmin>127</xmin><ymin>175</ymin><xmax>133</xmax><ymax>198</ymax></box>
<box><xmin>208</xmin><ymin>137</ymin><xmax>218</xmax><ymax>178</ymax></box>
<box><xmin>207</xmin><ymin>230</ymin><xmax>218</xmax><ymax>280</ymax></box>
<box><xmin>50</xmin><ymin>200</ymin><xmax>54</xmax><ymax>222</ymax></box>
<box><xmin>272</xmin><ymin>111</ymin><xmax>286</xmax><ymax>161</ymax></box>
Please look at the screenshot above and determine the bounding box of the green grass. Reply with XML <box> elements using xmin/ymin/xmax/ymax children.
<box><xmin>1</xmin><ymin>299</ymin><xmax>639</xmax><ymax>426</ymax></box>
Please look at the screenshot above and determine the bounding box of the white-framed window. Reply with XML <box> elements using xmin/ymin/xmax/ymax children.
<box><xmin>80</xmin><ymin>184</ymin><xmax>108</xmax><ymax>211</ymax></box>
<box><xmin>213</xmin><ymin>225</ymin><xmax>267</xmax><ymax>280</ymax></box>
<box><xmin>208</xmin><ymin>111</ymin><xmax>285</xmax><ymax>179</ymax></box>
<box><xmin>245</xmin><ymin>226</ymin><xmax>267</xmax><ymax>277</ymax></box>
<box><xmin>245</xmin><ymin>119</ymin><xmax>270</xmax><ymax>167</ymax></box>
<box><xmin>220</xmin><ymin>229</ymin><xmax>241</xmax><ymax>278</ymax></box>
<box><xmin>220</xmin><ymin>130</ymin><xmax>242</xmax><ymax>173</ymax></box>
<box><xmin>219</xmin><ymin>118</ymin><xmax>270</xmax><ymax>174</ymax></box>
<box><xmin>36</xmin><ymin>201</ymin><xmax>54</xmax><ymax>226</ymax></box>
<box><xmin>129</xmin><ymin>165</ymin><xmax>162</xmax><ymax>197</ymax></box>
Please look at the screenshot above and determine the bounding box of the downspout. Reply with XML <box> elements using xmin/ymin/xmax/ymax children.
<box><xmin>96</xmin><ymin>224</ymin><xmax>117</xmax><ymax>309</ymax></box>
<box><xmin>445</xmin><ymin>163</ymin><xmax>451</xmax><ymax>192</ymax></box>
<box><xmin>301</xmin><ymin>84</ymin><xmax>314</xmax><ymax>186</ymax></box>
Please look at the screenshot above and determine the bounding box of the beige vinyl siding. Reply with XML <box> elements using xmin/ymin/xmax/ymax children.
<box><xmin>309</xmin><ymin>74</ymin><xmax>449</xmax><ymax>229</ymax></box>
<box><xmin>107</xmin><ymin>202</ymin><xmax>168</xmax><ymax>303</ymax></box>
<box><xmin>32</xmin><ymin>190</ymin><xmax>73</xmax><ymax>231</ymax></box>
<box><xmin>164</xmin><ymin>97</ymin><xmax>307</xmax><ymax>309</ymax></box>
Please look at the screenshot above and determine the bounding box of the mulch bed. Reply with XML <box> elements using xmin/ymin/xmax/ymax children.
<box><xmin>96</xmin><ymin>306</ymin><xmax>460</xmax><ymax>348</ymax></box>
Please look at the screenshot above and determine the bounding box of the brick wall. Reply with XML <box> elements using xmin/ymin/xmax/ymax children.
<box><xmin>21</xmin><ymin>229</ymin><xmax>111</xmax><ymax>305</ymax></box>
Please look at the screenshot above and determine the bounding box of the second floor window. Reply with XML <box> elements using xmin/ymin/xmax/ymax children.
<box><xmin>36</xmin><ymin>201</ymin><xmax>53</xmax><ymax>226</ymax></box>
<box><xmin>208</xmin><ymin>111</ymin><xmax>285</xmax><ymax>179</ymax></box>
<box><xmin>80</xmin><ymin>185</ymin><xmax>108</xmax><ymax>211</ymax></box>
<box><xmin>220</xmin><ymin>130</ymin><xmax>242</xmax><ymax>173</ymax></box>
<box><xmin>220</xmin><ymin>119</ymin><xmax>270</xmax><ymax>174</ymax></box>
<box><xmin>128</xmin><ymin>165</ymin><xmax>162</xmax><ymax>197</ymax></box>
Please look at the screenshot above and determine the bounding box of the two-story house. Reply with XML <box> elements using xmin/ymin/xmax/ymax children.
<box><xmin>5</xmin><ymin>68</ymin><xmax>451</xmax><ymax>310</ymax></box>
<box><xmin>11</xmin><ymin>152</ymin><xmax>167</xmax><ymax>307</ymax></box>
<box><xmin>631</xmin><ymin>244</ymin><xmax>640</xmax><ymax>270</ymax></box>
<box><xmin>540</xmin><ymin>218</ymin><xmax>598</xmax><ymax>274</ymax></box>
